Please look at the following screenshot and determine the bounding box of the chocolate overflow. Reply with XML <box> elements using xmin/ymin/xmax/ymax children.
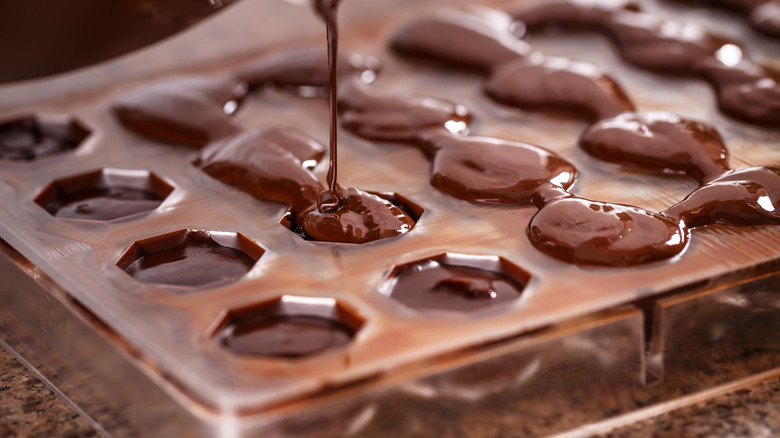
<box><xmin>108</xmin><ymin>1</ymin><xmax>780</xmax><ymax>267</ymax></box>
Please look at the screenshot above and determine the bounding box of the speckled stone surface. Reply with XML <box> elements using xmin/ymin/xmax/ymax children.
<box><xmin>3</xmin><ymin>345</ymin><xmax>780</xmax><ymax>437</ymax></box>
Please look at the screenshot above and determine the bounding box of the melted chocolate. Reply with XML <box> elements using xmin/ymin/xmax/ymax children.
<box><xmin>580</xmin><ymin>112</ymin><xmax>730</xmax><ymax>183</ymax></box>
<box><xmin>113</xmin><ymin>74</ymin><xmax>247</xmax><ymax>148</ymax></box>
<box><xmin>0</xmin><ymin>115</ymin><xmax>89</xmax><ymax>161</ymax></box>
<box><xmin>301</xmin><ymin>186</ymin><xmax>415</xmax><ymax>244</ymax></box>
<box><xmin>528</xmin><ymin>194</ymin><xmax>689</xmax><ymax>267</ymax></box>
<box><xmin>391</xmin><ymin>7</ymin><xmax>634</xmax><ymax>121</ymax></box>
<box><xmin>194</xmin><ymin>127</ymin><xmax>415</xmax><ymax>244</ymax></box>
<box><xmin>671</xmin><ymin>0</ymin><xmax>780</xmax><ymax>37</ymax></box>
<box><xmin>418</xmin><ymin>129</ymin><xmax>576</xmax><ymax>204</ymax></box>
<box><xmin>387</xmin><ymin>260</ymin><xmax>523</xmax><ymax>311</ymax></box>
<box><xmin>0</xmin><ymin>0</ymin><xmax>235</xmax><ymax>83</ymax></box>
<box><xmin>665</xmin><ymin>166</ymin><xmax>780</xmax><ymax>227</ymax></box>
<box><xmin>194</xmin><ymin>126</ymin><xmax>325</xmax><ymax>214</ymax></box>
<box><xmin>45</xmin><ymin>187</ymin><xmax>164</xmax><ymax>221</ymax></box>
<box><xmin>124</xmin><ymin>231</ymin><xmax>256</xmax><ymax>288</ymax></box>
<box><xmin>512</xmin><ymin>1</ymin><xmax>780</xmax><ymax>127</ymax></box>
<box><xmin>219</xmin><ymin>314</ymin><xmax>354</xmax><ymax>358</ymax></box>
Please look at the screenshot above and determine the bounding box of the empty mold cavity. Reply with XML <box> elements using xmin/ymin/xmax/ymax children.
<box><xmin>379</xmin><ymin>253</ymin><xmax>531</xmax><ymax>312</ymax></box>
<box><xmin>35</xmin><ymin>168</ymin><xmax>173</xmax><ymax>221</ymax></box>
<box><xmin>116</xmin><ymin>230</ymin><xmax>264</xmax><ymax>289</ymax></box>
<box><xmin>280</xmin><ymin>191</ymin><xmax>425</xmax><ymax>241</ymax></box>
<box><xmin>211</xmin><ymin>295</ymin><xmax>364</xmax><ymax>359</ymax></box>
<box><xmin>0</xmin><ymin>114</ymin><xmax>90</xmax><ymax>161</ymax></box>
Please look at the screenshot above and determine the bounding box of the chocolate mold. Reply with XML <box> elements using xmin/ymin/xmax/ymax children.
<box><xmin>378</xmin><ymin>252</ymin><xmax>530</xmax><ymax>313</ymax></box>
<box><xmin>0</xmin><ymin>0</ymin><xmax>780</xmax><ymax>436</ymax></box>
<box><xmin>0</xmin><ymin>113</ymin><xmax>90</xmax><ymax>161</ymax></box>
<box><xmin>116</xmin><ymin>229</ymin><xmax>264</xmax><ymax>290</ymax></box>
<box><xmin>211</xmin><ymin>295</ymin><xmax>364</xmax><ymax>359</ymax></box>
<box><xmin>34</xmin><ymin>168</ymin><xmax>173</xmax><ymax>221</ymax></box>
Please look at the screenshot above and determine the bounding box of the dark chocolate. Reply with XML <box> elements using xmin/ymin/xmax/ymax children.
<box><xmin>665</xmin><ymin>166</ymin><xmax>780</xmax><ymax>227</ymax></box>
<box><xmin>580</xmin><ymin>112</ymin><xmax>730</xmax><ymax>183</ymax></box>
<box><xmin>528</xmin><ymin>195</ymin><xmax>689</xmax><ymax>267</ymax></box>
<box><xmin>113</xmin><ymin>74</ymin><xmax>247</xmax><ymax>148</ymax></box>
<box><xmin>124</xmin><ymin>231</ymin><xmax>256</xmax><ymax>288</ymax></box>
<box><xmin>0</xmin><ymin>0</ymin><xmax>235</xmax><ymax>83</ymax></box>
<box><xmin>387</xmin><ymin>260</ymin><xmax>523</xmax><ymax>312</ymax></box>
<box><xmin>0</xmin><ymin>115</ymin><xmax>89</xmax><ymax>161</ymax></box>
<box><xmin>46</xmin><ymin>187</ymin><xmax>164</xmax><ymax>221</ymax></box>
<box><xmin>512</xmin><ymin>1</ymin><xmax>780</xmax><ymax>127</ymax></box>
<box><xmin>219</xmin><ymin>314</ymin><xmax>354</xmax><ymax>358</ymax></box>
<box><xmin>670</xmin><ymin>0</ymin><xmax>780</xmax><ymax>37</ymax></box>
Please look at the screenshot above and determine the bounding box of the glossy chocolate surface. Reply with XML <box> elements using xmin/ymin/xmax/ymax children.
<box><xmin>44</xmin><ymin>187</ymin><xmax>164</xmax><ymax>221</ymax></box>
<box><xmin>123</xmin><ymin>231</ymin><xmax>256</xmax><ymax>288</ymax></box>
<box><xmin>528</xmin><ymin>195</ymin><xmax>689</xmax><ymax>267</ymax></box>
<box><xmin>387</xmin><ymin>260</ymin><xmax>524</xmax><ymax>312</ymax></box>
<box><xmin>219</xmin><ymin>315</ymin><xmax>354</xmax><ymax>358</ymax></box>
<box><xmin>671</xmin><ymin>0</ymin><xmax>780</xmax><ymax>37</ymax></box>
<box><xmin>113</xmin><ymin>75</ymin><xmax>247</xmax><ymax>148</ymax></box>
<box><xmin>512</xmin><ymin>0</ymin><xmax>780</xmax><ymax>127</ymax></box>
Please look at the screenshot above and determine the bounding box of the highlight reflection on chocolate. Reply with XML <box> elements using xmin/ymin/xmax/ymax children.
<box><xmin>121</xmin><ymin>230</ymin><xmax>259</xmax><ymax>288</ymax></box>
<box><xmin>113</xmin><ymin>74</ymin><xmax>247</xmax><ymax>148</ymax></box>
<box><xmin>512</xmin><ymin>0</ymin><xmax>780</xmax><ymax>127</ymax></box>
<box><xmin>670</xmin><ymin>0</ymin><xmax>780</xmax><ymax>38</ymax></box>
<box><xmin>219</xmin><ymin>315</ymin><xmax>355</xmax><ymax>358</ymax></box>
<box><xmin>382</xmin><ymin>253</ymin><xmax>529</xmax><ymax>312</ymax></box>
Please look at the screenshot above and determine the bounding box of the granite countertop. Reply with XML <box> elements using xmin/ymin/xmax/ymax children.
<box><xmin>3</xmin><ymin>346</ymin><xmax>780</xmax><ymax>437</ymax></box>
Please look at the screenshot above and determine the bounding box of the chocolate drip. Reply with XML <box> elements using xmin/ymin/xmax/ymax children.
<box><xmin>194</xmin><ymin>127</ymin><xmax>414</xmax><ymax>244</ymax></box>
<box><xmin>512</xmin><ymin>1</ymin><xmax>780</xmax><ymax>127</ymax></box>
<box><xmin>670</xmin><ymin>0</ymin><xmax>780</xmax><ymax>37</ymax></box>
<box><xmin>302</xmin><ymin>186</ymin><xmax>415</xmax><ymax>244</ymax></box>
<box><xmin>194</xmin><ymin>127</ymin><xmax>325</xmax><ymax>215</ymax></box>
<box><xmin>113</xmin><ymin>74</ymin><xmax>247</xmax><ymax>148</ymax></box>
<box><xmin>665</xmin><ymin>166</ymin><xmax>780</xmax><ymax>227</ymax></box>
<box><xmin>528</xmin><ymin>195</ymin><xmax>689</xmax><ymax>267</ymax></box>
<box><xmin>391</xmin><ymin>7</ymin><xmax>634</xmax><ymax>121</ymax></box>
<box><xmin>580</xmin><ymin>112</ymin><xmax>730</xmax><ymax>183</ymax></box>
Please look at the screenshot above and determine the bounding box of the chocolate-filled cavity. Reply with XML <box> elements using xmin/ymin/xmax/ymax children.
<box><xmin>117</xmin><ymin>230</ymin><xmax>264</xmax><ymax>289</ymax></box>
<box><xmin>528</xmin><ymin>196</ymin><xmax>689</xmax><ymax>267</ymax></box>
<box><xmin>381</xmin><ymin>253</ymin><xmax>530</xmax><ymax>312</ymax></box>
<box><xmin>282</xmin><ymin>191</ymin><xmax>424</xmax><ymax>242</ymax></box>
<box><xmin>112</xmin><ymin>74</ymin><xmax>248</xmax><ymax>148</ymax></box>
<box><xmin>35</xmin><ymin>168</ymin><xmax>173</xmax><ymax>221</ymax></box>
<box><xmin>301</xmin><ymin>187</ymin><xmax>415</xmax><ymax>244</ymax></box>
<box><xmin>219</xmin><ymin>315</ymin><xmax>354</xmax><ymax>358</ymax></box>
<box><xmin>0</xmin><ymin>115</ymin><xmax>90</xmax><ymax>161</ymax></box>
<box><xmin>212</xmin><ymin>295</ymin><xmax>363</xmax><ymax>359</ymax></box>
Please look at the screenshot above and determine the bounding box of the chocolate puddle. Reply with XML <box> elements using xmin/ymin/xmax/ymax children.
<box><xmin>512</xmin><ymin>0</ymin><xmax>780</xmax><ymax>128</ymax></box>
<box><xmin>670</xmin><ymin>0</ymin><xmax>780</xmax><ymax>38</ymax></box>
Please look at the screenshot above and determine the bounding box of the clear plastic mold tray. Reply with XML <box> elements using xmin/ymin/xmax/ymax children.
<box><xmin>1</xmin><ymin>0</ymin><xmax>780</xmax><ymax>436</ymax></box>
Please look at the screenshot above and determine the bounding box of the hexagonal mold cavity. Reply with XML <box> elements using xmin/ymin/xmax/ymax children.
<box><xmin>280</xmin><ymin>191</ymin><xmax>425</xmax><ymax>242</ymax></box>
<box><xmin>0</xmin><ymin>114</ymin><xmax>90</xmax><ymax>161</ymax></box>
<box><xmin>211</xmin><ymin>295</ymin><xmax>364</xmax><ymax>359</ymax></box>
<box><xmin>379</xmin><ymin>253</ymin><xmax>531</xmax><ymax>313</ymax></box>
<box><xmin>117</xmin><ymin>230</ymin><xmax>264</xmax><ymax>290</ymax></box>
<box><xmin>35</xmin><ymin>168</ymin><xmax>174</xmax><ymax>221</ymax></box>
